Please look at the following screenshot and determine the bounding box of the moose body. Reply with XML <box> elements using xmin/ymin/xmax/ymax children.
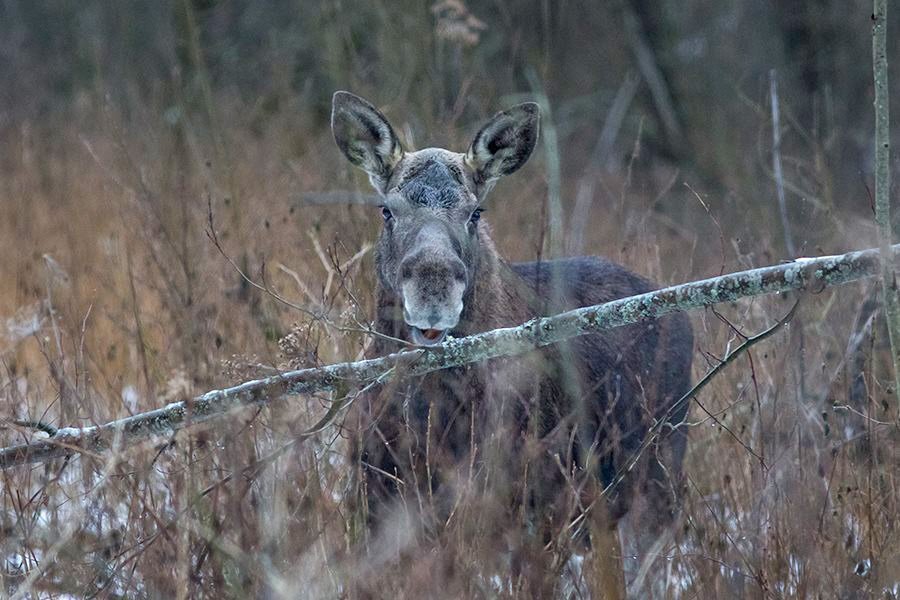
<box><xmin>332</xmin><ymin>92</ymin><xmax>693</xmax><ymax>598</ymax></box>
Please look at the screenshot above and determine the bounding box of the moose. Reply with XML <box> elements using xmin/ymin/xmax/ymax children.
<box><xmin>332</xmin><ymin>91</ymin><xmax>693</xmax><ymax>598</ymax></box>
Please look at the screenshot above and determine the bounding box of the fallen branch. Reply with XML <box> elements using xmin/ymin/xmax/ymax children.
<box><xmin>2</xmin><ymin>244</ymin><xmax>898</xmax><ymax>469</ymax></box>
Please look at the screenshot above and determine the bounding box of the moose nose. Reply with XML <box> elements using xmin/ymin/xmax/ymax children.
<box><xmin>399</xmin><ymin>255</ymin><xmax>466</xmax><ymax>287</ymax></box>
<box><xmin>398</xmin><ymin>249</ymin><xmax>467</xmax><ymax>333</ymax></box>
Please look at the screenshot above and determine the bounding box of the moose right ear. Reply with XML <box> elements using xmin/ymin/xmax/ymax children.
<box><xmin>465</xmin><ymin>102</ymin><xmax>539</xmax><ymax>186</ymax></box>
<box><xmin>331</xmin><ymin>91</ymin><xmax>404</xmax><ymax>192</ymax></box>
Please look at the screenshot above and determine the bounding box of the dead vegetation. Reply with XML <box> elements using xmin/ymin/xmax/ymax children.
<box><xmin>1</xmin><ymin>1</ymin><xmax>899</xmax><ymax>598</ymax></box>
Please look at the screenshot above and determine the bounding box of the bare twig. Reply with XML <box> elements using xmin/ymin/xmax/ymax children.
<box><xmin>275</xmin><ymin>262</ymin><xmax>321</xmax><ymax>306</ymax></box>
<box><xmin>872</xmin><ymin>0</ymin><xmax>900</xmax><ymax>412</ymax></box>
<box><xmin>569</xmin><ymin>70</ymin><xmax>642</xmax><ymax>254</ymax></box>
<box><xmin>2</xmin><ymin>244</ymin><xmax>899</xmax><ymax>469</ymax></box>
<box><xmin>591</xmin><ymin>300</ymin><xmax>798</xmax><ymax>511</ymax></box>
<box><xmin>8</xmin><ymin>429</ymin><xmax>126</xmax><ymax>600</ymax></box>
<box><xmin>685</xmin><ymin>183</ymin><xmax>726</xmax><ymax>276</ymax></box>
<box><xmin>621</xmin><ymin>4</ymin><xmax>685</xmax><ymax>152</ymax></box>
<box><xmin>206</xmin><ymin>195</ymin><xmax>411</xmax><ymax>349</ymax></box>
<box><xmin>593</xmin><ymin>70</ymin><xmax>642</xmax><ymax>170</ymax></box>
<box><xmin>769</xmin><ymin>69</ymin><xmax>796</xmax><ymax>258</ymax></box>
<box><xmin>526</xmin><ymin>70</ymin><xmax>564</xmax><ymax>259</ymax></box>
<box><xmin>690</xmin><ymin>301</ymin><xmax>799</xmax><ymax>466</ymax></box>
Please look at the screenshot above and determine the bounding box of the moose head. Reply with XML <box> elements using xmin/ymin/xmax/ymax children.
<box><xmin>331</xmin><ymin>91</ymin><xmax>539</xmax><ymax>345</ymax></box>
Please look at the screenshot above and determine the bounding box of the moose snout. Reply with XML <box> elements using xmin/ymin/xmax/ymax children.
<box><xmin>399</xmin><ymin>253</ymin><xmax>467</xmax><ymax>334</ymax></box>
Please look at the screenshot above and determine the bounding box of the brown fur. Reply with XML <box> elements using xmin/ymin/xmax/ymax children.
<box><xmin>332</xmin><ymin>92</ymin><xmax>694</xmax><ymax>596</ymax></box>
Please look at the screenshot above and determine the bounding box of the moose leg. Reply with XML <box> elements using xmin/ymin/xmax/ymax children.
<box><xmin>619</xmin><ymin>458</ymin><xmax>682</xmax><ymax>598</ymax></box>
<box><xmin>621</xmin><ymin>508</ymin><xmax>676</xmax><ymax>599</ymax></box>
<box><xmin>633</xmin><ymin>535</ymin><xmax>675</xmax><ymax>597</ymax></box>
<box><xmin>587</xmin><ymin>501</ymin><xmax>626</xmax><ymax>600</ymax></box>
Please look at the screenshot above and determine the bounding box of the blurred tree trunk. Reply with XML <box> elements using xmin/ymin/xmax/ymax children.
<box><xmin>625</xmin><ymin>0</ymin><xmax>687</xmax><ymax>161</ymax></box>
<box><xmin>772</xmin><ymin>0</ymin><xmax>837</xmax><ymax>133</ymax></box>
<box><xmin>871</xmin><ymin>0</ymin><xmax>900</xmax><ymax>415</ymax></box>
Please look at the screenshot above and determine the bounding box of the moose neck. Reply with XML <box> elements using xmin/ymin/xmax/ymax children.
<box><xmin>465</xmin><ymin>226</ymin><xmax>541</xmax><ymax>331</ymax></box>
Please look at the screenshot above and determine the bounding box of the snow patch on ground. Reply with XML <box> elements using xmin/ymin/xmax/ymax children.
<box><xmin>3</xmin><ymin>302</ymin><xmax>45</xmax><ymax>344</ymax></box>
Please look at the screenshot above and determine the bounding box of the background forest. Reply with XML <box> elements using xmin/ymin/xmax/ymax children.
<box><xmin>1</xmin><ymin>1</ymin><xmax>899</xmax><ymax>597</ymax></box>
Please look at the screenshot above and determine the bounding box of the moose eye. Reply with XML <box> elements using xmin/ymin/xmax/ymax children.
<box><xmin>469</xmin><ymin>208</ymin><xmax>484</xmax><ymax>225</ymax></box>
<box><xmin>380</xmin><ymin>206</ymin><xmax>393</xmax><ymax>222</ymax></box>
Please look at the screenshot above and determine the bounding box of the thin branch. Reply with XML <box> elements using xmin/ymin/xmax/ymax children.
<box><xmin>769</xmin><ymin>69</ymin><xmax>796</xmax><ymax>258</ymax></box>
<box><xmin>687</xmin><ymin>301</ymin><xmax>799</xmax><ymax>466</ymax></box>
<box><xmin>2</xmin><ymin>244</ymin><xmax>899</xmax><ymax>469</ymax></box>
<box><xmin>621</xmin><ymin>3</ymin><xmax>685</xmax><ymax>152</ymax></box>
<box><xmin>569</xmin><ymin>70</ymin><xmax>641</xmax><ymax>254</ymax></box>
<box><xmin>586</xmin><ymin>300</ymin><xmax>797</xmax><ymax>517</ymax></box>
<box><xmin>205</xmin><ymin>196</ymin><xmax>321</xmax><ymax>321</ymax></box>
<box><xmin>206</xmin><ymin>195</ymin><xmax>412</xmax><ymax>349</ymax></box>
<box><xmin>526</xmin><ymin>70</ymin><xmax>564</xmax><ymax>259</ymax></box>
<box><xmin>872</xmin><ymin>0</ymin><xmax>900</xmax><ymax>412</ymax></box>
<box><xmin>685</xmin><ymin>183</ymin><xmax>726</xmax><ymax>276</ymax></box>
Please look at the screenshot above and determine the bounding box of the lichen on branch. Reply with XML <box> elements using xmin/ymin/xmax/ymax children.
<box><xmin>2</xmin><ymin>243</ymin><xmax>898</xmax><ymax>469</ymax></box>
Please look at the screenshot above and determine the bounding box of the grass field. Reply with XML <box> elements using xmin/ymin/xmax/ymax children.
<box><xmin>2</xmin><ymin>2</ymin><xmax>899</xmax><ymax>597</ymax></box>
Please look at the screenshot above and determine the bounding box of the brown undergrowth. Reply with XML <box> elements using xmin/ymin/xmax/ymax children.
<box><xmin>2</xmin><ymin>29</ymin><xmax>898</xmax><ymax>599</ymax></box>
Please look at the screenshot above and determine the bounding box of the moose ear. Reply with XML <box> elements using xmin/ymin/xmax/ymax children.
<box><xmin>331</xmin><ymin>91</ymin><xmax>404</xmax><ymax>191</ymax></box>
<box><xmin>465</xmin><ymin>102</ymin><xmax>540</xmax><ymax>184</ymax></box>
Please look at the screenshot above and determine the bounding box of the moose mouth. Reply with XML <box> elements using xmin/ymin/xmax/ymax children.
<box><xmin>411</xmin><ymin>327</ymin><xmax>448</xmax><ymax>346</ymax></box>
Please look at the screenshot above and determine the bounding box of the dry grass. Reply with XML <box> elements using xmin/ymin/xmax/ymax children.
<box><xmin>2</xmin><ymin>2</ymin><xmax>899</xmax><ymax>597</ymax></box>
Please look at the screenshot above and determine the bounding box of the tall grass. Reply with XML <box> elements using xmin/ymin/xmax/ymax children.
<box><xmin>1</xmin><ymin>1</ymin><xmax>898</xmax><ymax>597</ymax></box>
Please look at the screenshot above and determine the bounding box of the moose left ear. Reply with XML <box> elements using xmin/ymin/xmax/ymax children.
<box><xmin>332</xmin><ymin>91</ymin><xmax>404</xmax><ymax>192</ymax></box>
<box><xmin>465</xmin><ymin>102</ymin><xmax>540</xmax><ymax>185</ymax></box>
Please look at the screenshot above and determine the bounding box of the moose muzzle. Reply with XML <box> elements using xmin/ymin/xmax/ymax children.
<box><xmin>399</xmin><ymin>240</ymin><xmax>467</xmax><ymax>346</ymax></box>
